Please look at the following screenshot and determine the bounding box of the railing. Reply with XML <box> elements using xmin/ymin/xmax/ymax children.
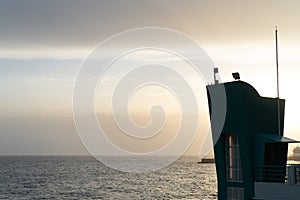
<box><xmin>255</xmin><ymin>165</ymin><xmax>300</xmax><ymax>184</ymax></box>
<box><xmin>256</xmin><ymin>165</ymin><xmax>287</xmax><ymax>183</ymax></box>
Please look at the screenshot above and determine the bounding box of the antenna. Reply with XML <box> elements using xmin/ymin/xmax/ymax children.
<box><xmin>275</xmin><ymin>26</ymin><xmax>281</xmax><ymax>135</ymax></box>
<box><xmin>213</xmin><ymin>67</ymin><xmax>219</xmax><ymax>84</ymax></box>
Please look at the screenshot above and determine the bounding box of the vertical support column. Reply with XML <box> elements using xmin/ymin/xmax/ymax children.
<box><xmin>288</xmin><ymin>165</ymin><xmax>296</xmax><ymax>185</ymax></box>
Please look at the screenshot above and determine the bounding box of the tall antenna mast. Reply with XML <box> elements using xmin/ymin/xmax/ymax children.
<box><xmin>275</xmin><ymin>26</ymin><xmax>281</xmax><ymax>135</ymax></box>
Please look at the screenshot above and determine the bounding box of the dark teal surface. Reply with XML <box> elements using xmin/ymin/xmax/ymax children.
<box><xmin>207</xmin><ymin>81</ymin><xmax>288</xmax><ymax>200</ymax></box>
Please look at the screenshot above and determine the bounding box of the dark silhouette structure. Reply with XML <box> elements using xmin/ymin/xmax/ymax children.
<box><xmin>207</xmin><ymin>81</ymin><xmax>297</xmax><ymax>200</ymax></box>
<box><xmin>232</xmin><ymin>72</ymin><xmax>240</xmax><ymax>81</ymax></box>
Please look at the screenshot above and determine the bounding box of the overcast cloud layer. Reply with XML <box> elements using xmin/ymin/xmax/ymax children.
<box><xmin>1</xmin><ymin>0</ymin><xmax>300</xmax><ymax>51</ymax></box>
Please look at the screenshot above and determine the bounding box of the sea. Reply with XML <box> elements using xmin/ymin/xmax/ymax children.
<box><xmin>0</xmin><ymin>156</ymin><xmax>217</xmax><ymax>199</ymax></box>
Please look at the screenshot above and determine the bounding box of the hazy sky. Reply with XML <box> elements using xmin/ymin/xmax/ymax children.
<box><xmin>1</xmin><ymin>0</ymin><xmax>300</xmax><ymax>155</ymax></box>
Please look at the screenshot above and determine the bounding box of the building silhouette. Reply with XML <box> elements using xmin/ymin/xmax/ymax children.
<box><xmin>207</xmin><ymin>80</ymin><xmax>299</xmax><ymax>200</ymax></box>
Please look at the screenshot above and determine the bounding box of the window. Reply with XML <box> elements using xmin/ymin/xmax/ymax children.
<box><xmin>225</xmin><ymin>134</ymin><xmax>243</xmax><ymax>181</ymax></box>
<box><xmin>227</xmin><ymin>187</ymin><xmax>244</xmax><ymax>200</ymax></box>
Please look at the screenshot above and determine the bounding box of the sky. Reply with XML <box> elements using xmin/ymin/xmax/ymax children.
<box><xmin>1</xmin><ymin>0</ymin><xmax>300</xmax><ymax>155</ymax></box>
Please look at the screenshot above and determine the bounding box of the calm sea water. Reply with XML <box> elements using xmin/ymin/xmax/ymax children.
<box><xmin>0</xmin><ymin>156</ymin><xmax>217</xmax><ymax>199</ymax></box>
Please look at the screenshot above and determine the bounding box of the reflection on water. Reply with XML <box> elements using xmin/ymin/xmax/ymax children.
<box><xmin>0</xmin><ymin>156</ymin><xmax>217</xmax><ymax>199</ymax></box>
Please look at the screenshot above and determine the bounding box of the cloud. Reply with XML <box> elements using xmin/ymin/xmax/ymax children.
<box><xmin>26</xmin><ymin>76</ymin><xmax>75</xmax><ymax>83</ymax></box>
<box><xmin>1</xmin><ymin>0</ymin><xmax>300</xmax><ymax>53</ymax></box>
<box><xmin>0</xmin><ymin>48</ymin><xmax>90</xmax><ymax>60</ymax></box>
